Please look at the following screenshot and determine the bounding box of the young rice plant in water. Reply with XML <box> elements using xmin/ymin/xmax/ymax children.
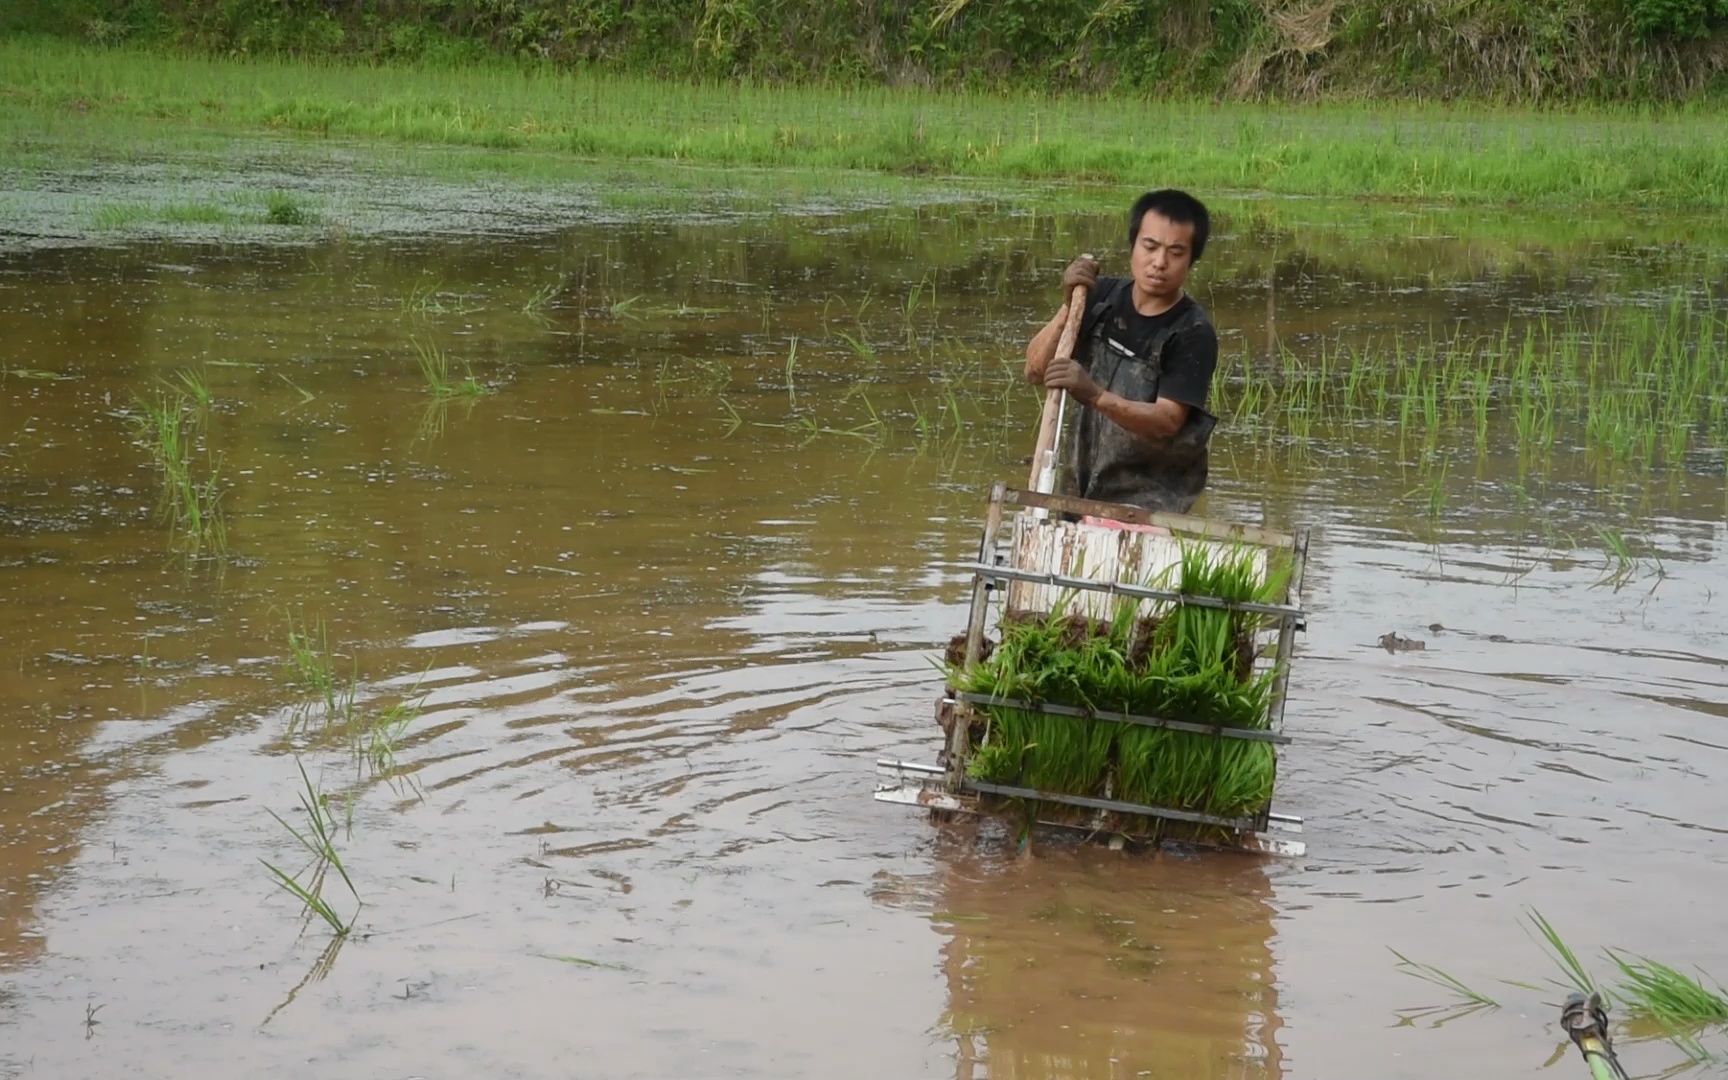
<box><xmin>131</xmin><ymin>388</ymin><xmax>228</xmax><ymax>555</ymax></box>
<box><xmin>260</xmin><ymin>761</ymin><xmax>361</xmax><ymax>937</ymax></box>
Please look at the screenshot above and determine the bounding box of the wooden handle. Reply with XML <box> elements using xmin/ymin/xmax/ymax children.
<box><xmin>1027</xmin><ymin>282</ymin><xmax>1090</xmax><ymax>491</ymax></box>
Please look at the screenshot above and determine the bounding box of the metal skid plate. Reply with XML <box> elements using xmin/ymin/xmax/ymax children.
<box><xmin>873</xmin><ymin>759</ymin><xmax>1306</xmax><ymax>858</ymax></box>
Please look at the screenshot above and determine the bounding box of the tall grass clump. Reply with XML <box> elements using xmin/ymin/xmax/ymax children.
<box><xmin>950</xmin><ymin>542</ymin><xmax>1290</xmax><ymax>821</ymax></box>
<box><xmin>263</xmin><ymin>189</ymin><xmax>312</xmax><ymax>225</ymax></box>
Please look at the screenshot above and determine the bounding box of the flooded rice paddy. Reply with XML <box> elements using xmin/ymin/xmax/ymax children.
<box><xmin>2</xmin><ymin>161</ymin><xmax>1726</xmax><ymax>1079</ymax></box>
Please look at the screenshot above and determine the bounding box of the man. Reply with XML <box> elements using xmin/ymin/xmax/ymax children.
<box><xmin>1023</xmin><ymin>189</ymin><xmax>1219</xmax><ymax>515</ymax></box>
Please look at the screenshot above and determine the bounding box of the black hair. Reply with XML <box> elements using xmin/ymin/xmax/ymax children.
<box><xmin>1127</xmin><ymin>189</ymin><xmax>1210</xmax><ymax>261</ymax></box>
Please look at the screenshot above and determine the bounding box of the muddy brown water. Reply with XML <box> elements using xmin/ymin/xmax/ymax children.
<box><xmin>1</xmin><ymin>183</ymin><xmax>1725</xmax><ymax>1079</ymax></box>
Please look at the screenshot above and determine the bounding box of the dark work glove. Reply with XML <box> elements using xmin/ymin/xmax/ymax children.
<box><xmin>1044</xmin><ymin>352</ymin><xmax>1101</xmax><ymax>406</ymax></box>
<box><xmin>1062</xmin><ymin>254</ymin><xmax>1099</xmax><ymax>293</ymax></box>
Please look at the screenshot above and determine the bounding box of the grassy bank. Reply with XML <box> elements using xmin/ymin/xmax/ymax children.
<box><xmin>5</xmin><ymin>39</ymin><xmax>1728</xmax><ymax>209</ymax></box>
<box><xmin>6</xmin><ymin>0</ymin><xmax>1728</xmax><ymax>101</ymax></box>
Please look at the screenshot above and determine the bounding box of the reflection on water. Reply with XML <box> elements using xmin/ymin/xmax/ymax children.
<box><xmin>1</xmin><ymin>188</ymin><xmax>1725</xmax><ymax>1078</ymax></box>
<box><xmin>880</xmin><ymin>831</ymin><xmax>1280</xmax><ymax>1080</ymax></box>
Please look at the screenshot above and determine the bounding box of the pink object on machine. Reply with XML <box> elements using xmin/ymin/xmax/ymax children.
<box><xmin>1081</xmin><ymin>514</ymin><xmax>1170</xmax><ymax>536</ymax></box>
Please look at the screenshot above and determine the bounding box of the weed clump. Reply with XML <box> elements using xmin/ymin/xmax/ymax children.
<box><xmin>264</xmin><ymin>190</ymin><xmax>313</xmax><ymax>226</ymax></box>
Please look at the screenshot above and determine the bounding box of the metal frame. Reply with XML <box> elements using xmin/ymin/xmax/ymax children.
<box><xmin>887</xmin><ymin>483</ymin><xmax>1311</xmax><ymax>856</ymax></box>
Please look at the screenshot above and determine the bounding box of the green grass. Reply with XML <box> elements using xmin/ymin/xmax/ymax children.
<box><xmin>94</xmin><ymin>199</ymin><xmax>240</xmax><ymax>228</ymax></box>
<box><xmin>92</xmin><ymin>192</ymin><xmax>313</xmax><ymax>229</ymax></box>
<box><xmin>7</xmin><ymin>39</ymin><xmax>1728</xmax><ymax>209</ymax></box>
<box><xmin>263</xmin><ymin>189</ymin><xmax>312</xmax><ymax>225</ymax></box>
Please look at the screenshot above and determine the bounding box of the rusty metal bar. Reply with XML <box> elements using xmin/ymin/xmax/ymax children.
<box><xmin>947</xmin><ymin>482</ymin><xmax>1007</xmax><ymax>789</ymax></box>
<box><xmin>962</xmin><ymin>778</ymin><xmax>1261</xmax><ymax>832</ymax></box>
<box><xmin>954</xmin><ymin>692</ymin><xmax>1291</xmax><ymax>744</ymax></box>
<box><xmin>955</xmin><ymin>562</ymin><xmax>1306</xmax><ymax>621</ymax></box>
<box><xmin>1269</xmin><ymin>527</ymin><xmax>1310</xmax><ymax>733</ymax></box>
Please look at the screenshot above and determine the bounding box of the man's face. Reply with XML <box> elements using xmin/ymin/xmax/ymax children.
<box><xmin>1129</xmin><ymin>211</ymin><xmax>1196</xmax><ymax>302</ymax></box>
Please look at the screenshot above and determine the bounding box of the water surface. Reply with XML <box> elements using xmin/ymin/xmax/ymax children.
<box><xmin>2</xmin><ymin>165</ymin><xmax>1725</xmax><ymax>1079</ymax></box>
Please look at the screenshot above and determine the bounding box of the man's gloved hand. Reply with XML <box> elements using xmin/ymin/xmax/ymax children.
<box><xmin>1044</xmin><ymin>352</ymin><xmax>1102</xmax><ymax>406</ymax></box>
<box><xmin>1062</xmin><ymin>254</ymin><xmax>1099</xmax><ymax>292</ymax></box>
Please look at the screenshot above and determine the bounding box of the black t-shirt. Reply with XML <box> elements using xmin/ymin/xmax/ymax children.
<box><xmin>1067</xmin><ymin>277</ymin><xmax>1219</xmax><ymax>514</ymax></box>
<box><xmin>1077</xmin><ymin>279</ymin><xmax>1217</xmax><ymax>411</ymax></box>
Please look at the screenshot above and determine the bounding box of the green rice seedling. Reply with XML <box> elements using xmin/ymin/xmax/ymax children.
<box><xmin>718</xmin><ymin>396</ymin><xmax>743</xmax><ymax>436</ymax></box>
<box><xmin>1405</xmin><ymin>456</ymin><xmax>1448</xmax><ymax>520</ymax></box>
<box><xmin>1608</xmin><ymin>951</ymin><xmax>1728</xmax><ymax>1026</ymax></box>
<box><xmin>607</xmin><ymin>295</ymin><xmax>644</xmax><ymax>320</ymax></box>
<box><xmin>1598</xmin><ymin>527</ymin><xmax>1636</xmax><ymax>580</ymax></box>
<box><xmin>401</xmin><ymin>280</ymin><xmax>447</xmax><ymax>315</ymax></box>
<box><xmin>902</xmin><ymin>275</ymin><xmax>935</xmax><ymax>342</ymax></box>
<box><xmin>521</xmin><ymin>275</ymin><xmax>566</xmax><ymax>317</ymax></box>
<box><xmin>262</xmin><ymin>856</ymin><xmax>351</xmax><ymax>936</ymax></box>
<box><xmin>165</xmin><ymin>367</ymin><xmax>213</xmax><ymax>411</ymax></box>
<box><xmin>159</xmin><ymin>201</ymin><xmax>237</xmax><ymax>225</ymax></box>
<box><xmin>784</xmin><ymin>335</ymin><xmax>799</xmax><ymax>404</ymax></box>
<box><xmin>134</xmin><ymin>393</ymin><xmax>188</xmax><ymax>485</ymax></box>
<box><xmin>537</xmin><ymin>953</ymin><xmax>631</xmax><ymax>971</ymax></box>
<box><xmin>1591</xmin><ymin>527</ymin><xmax>1660</xmax><ymax>593</ymax></box>
<box><xmin>908</xmin><ymin>392</ymin><xmax>942</xmax><ymax>444</ymax></box>
<box><xmin>1160</xmin><ymin>732</ymin><xmax>1221</xmax><ymax>811</ymax></box>
<box><xmin>286</xmin><ymin>614</ymin><xmax>336</xmax><ymax>701</ymax></box>
<box><xmin>360</xmin><ymin>672</ymin><xmax>429</xmax><ymax>778</ymax></box>
<box><xmin>1205</xmin><ymin>739</ymin><xmax>1277</xmax><ymax>817</ymax></box>
<box><xmin>185</xmin><ymin>464</ymin><xmax>229</xmax><ymax>553</ymax></box>
<box><xmin>413</xmin><ymin>338</ymin><xmax>490</xmax><ymax>398</ymax></box>
<box><xmin>954</xmin><ymin>544</ymin><xmax>1288</xmax><ymax>815</ymax></box>
<box><xmin>284</xmin><ymin>614</ymin><xmax>354</xmax><ymax>728</ymax></box>
<box><xmin>837</xmin><ymin>329</ymin><xmax>877</xmax><ymax>364</ymax></box>
<box><xmin>1664</xmin><ymin>1028</ymin><xmax>1715</xmax><ymax>1064</ymax></box>
<box><xmin>1019</xmin><ymin>712</ymin><xmax>1117</xmax><ymax>796</ymax></box>
<box><xmin>263</xmin><ymin>190</ymin><xmax>312</xmax><ymax>225</ymax></box>
<box><xmin>93</xmin><ymin>202</ymin><xmax>150</xmax><ymax>230</ymax></box>
<box><xmin>966</xmin><ymin>735</ymin><xmax>1026</xmax><ymax>784</ymax></box>
<box><xmin>259</xmin><ymin>760</ymin><xmax>360</xmax><ymax>937</ymax></box>
<box><xmin>131</xmin><ymin>391</ymin><xmax>228</xmax><ymax>555</ymax></box>
<box><xmin>276</xmin><ymin>371</ymin><xmax>316</xmax><ymax>404</ymax></box>
<box><xmin>1389</xmin><ymin>948</ymin><xmax>1502</xmax><ymax>1008</ymax></box>
<box><xmin>1525</xmin><ymin>908</ymin><xmax>1598</xmax><ymax>995</ymax></box>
